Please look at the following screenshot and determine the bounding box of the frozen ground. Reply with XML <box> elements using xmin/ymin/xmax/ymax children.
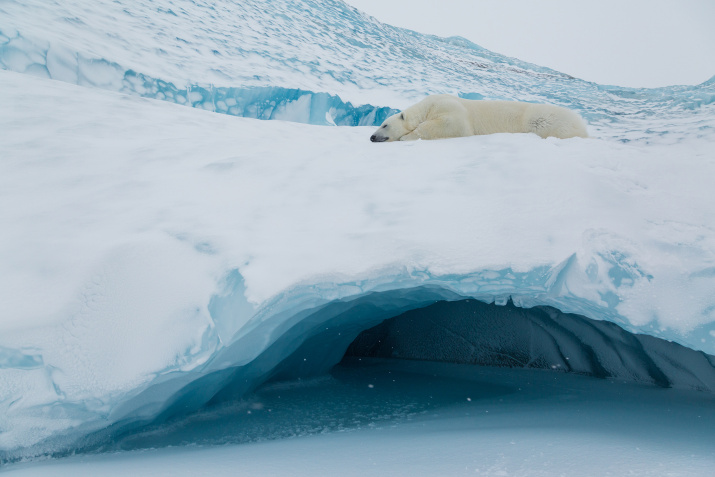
<box><xmin>4</xmin><ymin>360</ymin><xmax>714</xmax><ymax>476</ymax></box>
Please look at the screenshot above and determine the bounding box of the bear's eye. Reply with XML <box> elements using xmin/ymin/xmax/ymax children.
<box><xmin>400</xmin><ymin>113</ymin><xmax>404</xmax><ymax>120</ymax></box>
<box><xmin>382</xmin><ymin>125</ymin><xmax>387</xmax><ymax>128</ymax></box>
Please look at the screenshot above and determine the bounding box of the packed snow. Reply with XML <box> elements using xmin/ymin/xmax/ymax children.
<box><xmin>1</xmin><ymin>0</ymin><xmax>715</xmax><ymax>473</ymax></box>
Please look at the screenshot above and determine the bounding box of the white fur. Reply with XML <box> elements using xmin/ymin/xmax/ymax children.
<box><xmin>371</xmin><ymin>94</ymin><xmax>588</xmax><ymax>142</ymax></box>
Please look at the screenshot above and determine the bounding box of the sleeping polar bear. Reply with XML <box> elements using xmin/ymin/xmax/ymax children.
<box><xmin>370</xmin><ymin>94</ymin><xmax>588</xmax><ymax>142</ymax></box>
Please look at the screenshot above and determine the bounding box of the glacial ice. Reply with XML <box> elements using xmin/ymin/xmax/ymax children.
<box><xmin>346</xmin><ymin>299</ymin><xmax>715</xmax><ymax>391</ymax></box>
<box><xmin>1</xmin><ymin>0</ymin><xmax>715</xmax><ymax>467</ymax></box>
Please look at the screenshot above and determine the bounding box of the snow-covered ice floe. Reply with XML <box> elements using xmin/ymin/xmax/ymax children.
<box><xmin>1</xmin><ymin>0</ymin><xmax>715</xmax><ymax>470</ymax></box>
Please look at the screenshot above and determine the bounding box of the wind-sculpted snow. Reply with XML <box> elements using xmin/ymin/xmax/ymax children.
<box><xmin>2</xmin><ymin>0</ymin><xmax>715</xmax><ymax>139</ymax></box>
<box><xmin>2</xmin><ymin>0</ymin><xmax>715</xmax><ymax>466</ymax></box>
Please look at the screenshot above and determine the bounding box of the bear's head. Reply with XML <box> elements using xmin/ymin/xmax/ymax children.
<box><xmin>370</xmin><ymin>112</ymin><xmax>409</xmax><ymax>142</ymax></box>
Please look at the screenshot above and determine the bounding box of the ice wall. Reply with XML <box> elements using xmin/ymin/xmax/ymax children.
<box><xmin>346</xmin><ymin>299</ymin><xmax>715</xmax><ymax>391</ymax></box>
<box><xmin>0</xmin><ymin>41</ymin><xmax>397</xmax><ymax>126</ymax></box>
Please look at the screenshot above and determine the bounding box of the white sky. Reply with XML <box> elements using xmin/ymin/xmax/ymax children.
<box><xmin>343</xmin><ymin>0</ymin><xmax>715</xmax><ymax>88</ymax></box>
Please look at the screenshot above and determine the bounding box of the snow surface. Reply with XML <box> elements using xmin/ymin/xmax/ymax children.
<box><xmin>2</xmin><ymin>0</ymin><xmax>715</xmax><ymax>470</ymax></box>
<box><xmin>2</xmin><ymin>66</ymin><xmax>715</xmax><ymax>462</ymax></box>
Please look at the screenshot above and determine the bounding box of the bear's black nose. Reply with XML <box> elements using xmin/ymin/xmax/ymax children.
<box><xmin>370</xmin><ymin>135</ymin><xmax>377</xmax><ymax>142</ymax></box>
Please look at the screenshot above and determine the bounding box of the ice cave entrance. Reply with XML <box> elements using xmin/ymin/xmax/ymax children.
<box><xmin>104</xmin><ymin>297</ymin><xmax>714</xmax><ymax>453</ymax></box>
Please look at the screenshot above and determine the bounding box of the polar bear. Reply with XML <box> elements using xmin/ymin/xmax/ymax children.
<box><xmin>370</xmin><ymin>94</ymin><xmax>587</xmax><ymax>142</ymax></box>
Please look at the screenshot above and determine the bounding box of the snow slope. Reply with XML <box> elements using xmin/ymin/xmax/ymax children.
<box><xmin>1</xmin><ymin>0</ymin><xmax>715</xmax><ymax>467</ymax></box>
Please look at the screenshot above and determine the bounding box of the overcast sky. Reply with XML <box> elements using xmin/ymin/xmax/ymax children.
<box><xmin>343</xmin><ymin>0</ymin><xmax>715</xmax><ymax>88</ymax></box>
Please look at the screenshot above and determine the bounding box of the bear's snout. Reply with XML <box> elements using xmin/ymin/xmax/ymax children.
<box><xmin>370</xmin><ymin>135</ymin><xmax>388</xmax><ymax>142</ymax></box>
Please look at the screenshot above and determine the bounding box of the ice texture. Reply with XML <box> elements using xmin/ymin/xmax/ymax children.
<box><xmin>346</xmin><ymin>299</ymin><xmax>715</xmax><ymax>392</ymax></box>
<box><xmin>1</xmin><ymin>0</ymin><xmax>715</xmax><ymax>465</ymax></box>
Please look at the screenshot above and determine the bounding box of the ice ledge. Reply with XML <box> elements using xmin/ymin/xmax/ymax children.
<box><xmin>0</xmin><ymin>35</ymin><xmax>397</xmax><ymax>126</ymax></box>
